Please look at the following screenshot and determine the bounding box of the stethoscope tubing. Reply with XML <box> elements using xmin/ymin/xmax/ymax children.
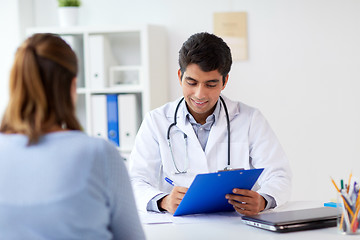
<box><xmin>167</xmin><ymin>96</ymin><xmax>230</xmax><ymax>173</ymax></box>
<box><xmin>167</xmin><ymin>97</ymin><xmax>185</xmax><ymax>140</ymax></box>
<box><xmin>219</xmin><ymin>96</ymin><xmax>231</xmax><ymax>167</ymax></box>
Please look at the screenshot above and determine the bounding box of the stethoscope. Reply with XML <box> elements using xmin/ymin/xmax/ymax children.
<box><xmin>167</xmin><ymin>96</ymin><xmax>231</xmax><ymax>174</ymax></box>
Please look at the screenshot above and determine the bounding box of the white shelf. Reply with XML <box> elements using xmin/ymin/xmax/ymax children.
<box><xmin>109</xmin><ymin>65</ymin><xmax>141</xmax><ymax>71</ymax></box>
<box><xmin>27</xmin><ymin>25</ymin><xmax>168</xmax><ymax>154</ymax></box>
<box><xmin>76</xmin><ymin>88</ymin><xmax>87</xmax><ymax>94</ymax></box>
<box><xmin>90</xmin><ymin>85</ymin><xmax>144</xmax><ymax>94</ymax></box>
<box><xmin>27</xmin><ymin>25</ymin><xmax>151</xmax><ymax>35</ymax></box>
<box><xmin>77</xmin><ymin>86</ymin><xmax>143</xmax><ymax>94</ymax></box>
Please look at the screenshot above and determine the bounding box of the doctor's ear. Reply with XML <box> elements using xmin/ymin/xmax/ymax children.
<box><xmin>178</xmin><ymin>69</ymin><xmax>183</xmax><ymax>85</ymax></box>
<box><xmin>222</xmin><ymin>75</ymin><xmax>229</xmax><ymax>89</ymax></box>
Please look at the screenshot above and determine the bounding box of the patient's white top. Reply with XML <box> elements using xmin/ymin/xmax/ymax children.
<box><xmin>0</xmin><ymin>131</ymin><xmax>145</xmax><ymax>240</ymax></box>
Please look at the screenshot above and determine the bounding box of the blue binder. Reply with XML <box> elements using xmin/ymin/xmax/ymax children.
<box><xmin>106</xmin><ymin>94</ymin><xmax>119</xmax><ymax>146</ymax></box>
<box><xmin>173</xmin><ymin>168</ymin><xmax>264</xmax><ymax>216</ymax></box>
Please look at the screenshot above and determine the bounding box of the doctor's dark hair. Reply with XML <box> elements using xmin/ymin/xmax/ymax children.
<box><xmin>0</xmin><ymin>33</ymin><xmax>81</xmax><ymax>145</ymax></box>
<box><xmin>178</xmin><ymin>32</ymin><xmax>232</xmax><ymax>85</ymax></box>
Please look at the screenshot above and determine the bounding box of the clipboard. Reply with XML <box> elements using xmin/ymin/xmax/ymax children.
<box><xmin>173</xmin><ymin>168</ymin><xmax>264</xmax><ymax>216</ymax></box>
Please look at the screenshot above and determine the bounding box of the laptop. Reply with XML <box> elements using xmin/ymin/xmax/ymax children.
<box><xmin>241</xmin><ymin>207</ymin><xmax>340</xmax><ymax>233</ymax></box>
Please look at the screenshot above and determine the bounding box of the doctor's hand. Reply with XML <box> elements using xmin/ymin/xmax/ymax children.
<box><xmin>158</xmin><ymin>186</ymin><xmax>188</xmax><ymax>214</ymax></box>
<box><xmin>225</xmin><ymin>189</ymin><xmax>266</xmax><ymax>216</ymax></box>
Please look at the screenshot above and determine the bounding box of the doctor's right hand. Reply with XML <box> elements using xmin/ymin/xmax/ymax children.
<box><xmin>158</xmin><ymin>186</ymin><xmax>188</xmax><ymax>214</ymax></box>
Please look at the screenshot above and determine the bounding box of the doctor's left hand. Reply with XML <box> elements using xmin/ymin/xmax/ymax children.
<box><xmin>158</xmin><ymin>186</ymin><xmax>188</xmax><ymax>214</ymax></box>
<box><xmin>225</xmin><ymin>189</ymin><xmax>266</xmax><ymax>216</ymax></box>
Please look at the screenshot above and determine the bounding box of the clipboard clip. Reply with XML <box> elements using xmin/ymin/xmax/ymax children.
<box><xmin>217</xmin><ymin>167</ymin><xmax>244</xmax><ymax>172</ymax></box>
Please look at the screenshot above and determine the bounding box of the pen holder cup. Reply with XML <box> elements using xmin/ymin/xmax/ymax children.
<box><xmin>337</xmin><ymin>193</ymin><xmax>360</xmax><ymax>235</ymax></box>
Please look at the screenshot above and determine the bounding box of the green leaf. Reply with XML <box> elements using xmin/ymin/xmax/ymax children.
<box><xmin>58</xmin><ymin>0</ymin><xmax>81</xmax><ymax>7</ymax></box>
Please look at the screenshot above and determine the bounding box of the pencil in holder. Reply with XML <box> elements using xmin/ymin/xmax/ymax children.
<box><xmin>337</xmin><ymin>189</ymin><xmax>360</xmax><ymax>234</ymax></box>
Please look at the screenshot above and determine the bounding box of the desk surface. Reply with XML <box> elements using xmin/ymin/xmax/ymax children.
<box><xmin>142</xmin><ymin>201</ymin><xmax>358</xmax><ymax>240</ymax></box>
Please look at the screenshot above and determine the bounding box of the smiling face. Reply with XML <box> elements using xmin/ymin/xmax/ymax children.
<box><xmin>178</xmin><ymin>63</ymin><xmax>228</xmax><ymax>124</ymax></box>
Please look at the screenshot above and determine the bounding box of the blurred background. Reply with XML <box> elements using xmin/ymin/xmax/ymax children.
<box><xmin>1</xmin><ymin>0</ymin><xmax>360</xmax><ymax>204</ymax></box>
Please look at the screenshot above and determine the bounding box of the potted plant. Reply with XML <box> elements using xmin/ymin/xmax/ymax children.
<box><xmin>57</xmin><ymin>0</ymin><xmax>82</xmax><ymax>27</ymax></box>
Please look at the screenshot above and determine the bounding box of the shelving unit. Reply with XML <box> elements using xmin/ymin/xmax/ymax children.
<box><xmin>27</xmin><ymin>25</ymin><xmax>168</xmax><ymax>157</ymax></box>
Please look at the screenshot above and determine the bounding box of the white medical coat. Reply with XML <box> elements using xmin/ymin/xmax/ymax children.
<box><xmin>129</xmin><ymin>95</ymin><xmax>292</xmax><ymax>212</ymax></box>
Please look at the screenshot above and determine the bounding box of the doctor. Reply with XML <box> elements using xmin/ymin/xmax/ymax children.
<box><xmin>129</xmin><ymin>32</ymin><xmax>291</xmax><ymax>216</ymax></box>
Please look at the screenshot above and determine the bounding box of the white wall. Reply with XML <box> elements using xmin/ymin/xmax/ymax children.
<box><xmin>5</xmin><ymin>0</ymin><xmax>360</xmax><ymax>203</ymax></box>
<box><xmin>0</xmin><ymin>2</ymin><xmax>20</xmax><ymax>118</ymax></box>
<box><xmin>0</xmin><ymin>0</ymin><xmax>34</xmax><ymax>119</ymax></box>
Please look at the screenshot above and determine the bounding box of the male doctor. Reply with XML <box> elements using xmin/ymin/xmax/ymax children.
<box><xmin>129</xmin><ymin>32</ymin><xmax>291</xmax><ymax>216</ymax></box>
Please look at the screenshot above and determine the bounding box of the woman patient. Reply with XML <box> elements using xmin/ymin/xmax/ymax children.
<box><xmin>0</xmin><ymin>33</ymin><xmax>145</xmax><ymax>239</ymax></box>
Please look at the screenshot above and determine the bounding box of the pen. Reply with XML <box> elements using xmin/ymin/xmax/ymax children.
<box><xmin>341</xmin><ymin>189</ymin><xmax>355</xmax><ymax>212</ymax></box>
<box><xmin>350</xmin><ymin>203</ymin><xmax>360</xmax><ymax>232</ymax></box>
<box><xmin>330</xmin><ymin>177</ymin><xmax>354</xmax><ymax>217</ymax></box>
<box><xmin>331</xmin><ymin>177</ymin><xmax>340</xmax><ymax>192</ymax></box>
<box><xmin>347</xmin><ymin>172</ymin><xmax>352</xmax><ymax>193</ymax></box>
<box><xmin>165</xmin><ymin>177</ymin><xmax>175</xmax><ymax>186</ymax></box>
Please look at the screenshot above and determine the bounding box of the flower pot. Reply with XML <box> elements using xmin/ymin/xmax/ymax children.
<box><xmin>58</xmin><ymin>7</ymin><xmax>79</xmax><ymax>27</ymax></box>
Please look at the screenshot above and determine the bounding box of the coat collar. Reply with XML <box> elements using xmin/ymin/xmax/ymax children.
<box><xmin>165</xmin><ymin>94</ymin><xmax>240</xmax><ymax>152</ymax></box>
<box><xmin>164</xmin><ymin>94</ymin><xmax>240</xmax><ymax>172</ymax></box>
<box><xmin>165</xmin><ymin>94</ymin><xmax>240</xmax><ymax>123</ymax></box>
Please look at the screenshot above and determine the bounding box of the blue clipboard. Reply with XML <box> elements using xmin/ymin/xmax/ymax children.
<box><xmin>173</xmin><ymin>168</ymin><xmax>264</xmax><ymax>216</ymax></box>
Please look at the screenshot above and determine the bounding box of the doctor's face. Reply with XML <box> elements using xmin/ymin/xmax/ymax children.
<box><xmin>178</xmin><ymin>63</ymin><xmax>228</xmax><ymax>124</ymax></box>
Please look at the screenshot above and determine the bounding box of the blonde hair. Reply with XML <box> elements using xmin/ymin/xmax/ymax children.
<box><xmin>0</xmin><ymin>33</ymin><xmax>81</xmax><ymax>144</ymax></box>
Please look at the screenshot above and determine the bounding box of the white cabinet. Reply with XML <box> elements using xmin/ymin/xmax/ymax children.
<box><xmin>27</xmin><ymin>25</ymin><xmax>168</xmax><ymax>155</ymax></box>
